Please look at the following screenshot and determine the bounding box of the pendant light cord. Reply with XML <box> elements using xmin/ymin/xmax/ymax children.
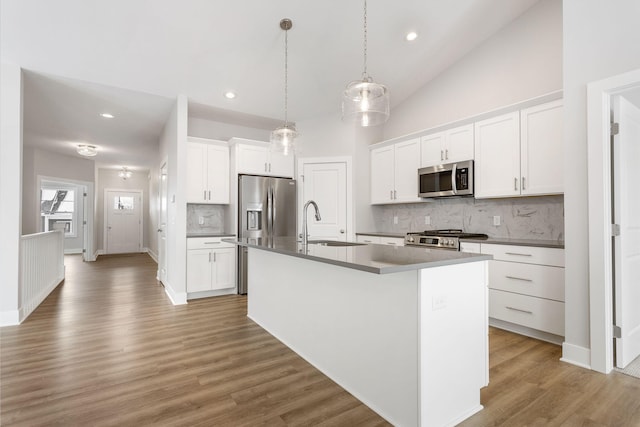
<box><xmin>284</xmin><ymin>26</ymin><xmax>289</xmax><ymax>126</ymax></box>
<box><xmin>362</xmin><ymin>0</ymin><xmax>368</xmax><ymax>81</ymax></box>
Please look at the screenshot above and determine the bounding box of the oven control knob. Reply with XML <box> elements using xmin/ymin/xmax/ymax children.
<box><xmin>407</xmin><ymin>236</ymin><xmax>414</xmax><ymax>243</ymax></box>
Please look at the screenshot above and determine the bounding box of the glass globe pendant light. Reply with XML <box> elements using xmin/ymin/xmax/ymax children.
<box><xmin>342</xmin><ymin>0</ymin><xmax>389</xmax><ymax>127</ymax></box>
<box><xmin>270</xmin><ymin>18</ymin><xmax>297</xmax><ymax>156</ymax></box>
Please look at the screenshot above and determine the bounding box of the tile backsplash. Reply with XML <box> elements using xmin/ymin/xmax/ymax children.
<box><xmin>187</xmin><ymin>204</ymin><xmax>228</xmax><ymax>234</ymax></box>
<box><xmin>372</xmin><ymin>195</ymin><xmax>564</xmax><ymax>240</ymax></box>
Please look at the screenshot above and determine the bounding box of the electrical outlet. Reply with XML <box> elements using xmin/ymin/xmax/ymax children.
<box><xmin>493</xmin><ymin>216</ymin><xmax>501</xmax><ymax>226</ymax></box>
<box><xmin>424</xmin><ymin>215</ymin><xmax>431</xmax><ymax>225</ymax></box>
<box><xmin>198</xmin><ymin>216</ymin><xmax>204</xmax><ymax>225</ymax></box>
<box><xmin>432</xmin><ymin>294</ymin><xmax>447</xmax><ymax>311</ymax></box>
<box><xmin>393</xmin><ymin>216</ymin><xmax>398</xmax><ymax>225</ymax></box>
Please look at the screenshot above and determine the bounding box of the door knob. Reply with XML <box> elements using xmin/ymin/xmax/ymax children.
<box><xmin>340</xmin><ymin>229</ymin><xmax>345</xmax><ymax>234</ymax></box>
<box><xmin>157</xmin><ymin>229</ymin><xmax>162</xmax><ymax>232</ymax></box>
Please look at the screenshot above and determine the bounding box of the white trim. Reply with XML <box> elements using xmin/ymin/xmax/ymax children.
<box><xmin>144</xmin><ymin>247</ymin><xmax>158</xmax><ymax>263</ymax></box>
<box><xmin>296</xmin><ymin>156</ymin><xmax>354</xmax><ymax>240</ymax></box>
<box><xmin>103</xmin><ymin>188</ymin><xmax>144</xmax><ymax>254</ymax></box>
<box><xmin>0</xmin><ymin>310</ymin><xmax>20</xmax><ymax>326</ymax></box>
<box><xmin>64</xmin><ymin>248</ymin><xmax>83</xmax><ymax>255</ymax></box>
<box><xmin>560</xmin><ymin>343</ymin><xmax>592</xmax><ymax>370</ymax></box>
<box><xmin>587</xmin><ymin>67</ymin><xmax>640</xmax><ymax>374</ymax></box>
<box><xmin>162</xmin><ymin>279</ymin><xmax>187</xmax><ymax>305</ymax></box>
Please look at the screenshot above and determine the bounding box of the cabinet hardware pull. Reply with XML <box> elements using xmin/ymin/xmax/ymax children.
<box><xmin>445</xmin><ymin>149</ymin><xmax>449</xmax><ymax>160</ymax></box>
<box><xmin>505</xmin><ymin>252</ymin><xmax>532</xmax><ymax>256</ymax></box>
<box><xmin>506</xmin><ymin>306</ymin><xmax>533</xmax><ymax>314</ymax></box>
<box><xmin>394</xmin><ymin>190</ymin><xmax>397</xmax><ymax>199</ymax></box>
<box><xmin>208</xmin><ymin>252</ymin><xmax>212</xmax><ymax>262</ymax></box>
<box><xmin>505</xmin><ymin>275</ymin><xmax>533</xmax><ymax>282</ymax></box>
<box><xmin>204</xmin><ymin>190</ymin><xmax>207</xmax><ymax>200</ymax></box>
<box><xmin>514</xmin><ymin>177</ymin><xmax>518</xmax><ymax>191</ymax></box>
<box><xmin>387</xmin><ymin>242</ymin><xmax>396</xmax><ymax>245</ymax></box>
<box><xmin>364</xmin><ymin>240</ymin><xmax>372</xmax><ymax>243</ymax></box>
<box><xmin>204</xmin><ymin>242</ymin><xmax>221</xmax><ymax>245</ymax></box>
<box><xmin>269</xmin><ymin>163</ymin><xmax>272</xmax><ymax>172</ymax></box>
<box><xmin>522</xmin><ymin>177</ymin><xmax>526</xmax><ymax>190</ymax></box>
<box><xmin>208</xmin><ymin>190</ymin><xmax>211</xmax><ymax>200</ymax></box>
<box><xmin>265</xmin><ymin>162</ymin><xmax>268</xmax><ymax>172</ymax></box>
<box><xmin>213</xmin><ymin>253</ymin><xmax>217</xmax><ymax>262</ymax></box>
<box><xmin>441</xmin><ymin>150</ymin><xmax>444</xmax><ymax>161</ymax></box>
<box><xmin>390</xmin><ymin>190</ymin><xmax>393</xmax><ymax>199</ymax></box>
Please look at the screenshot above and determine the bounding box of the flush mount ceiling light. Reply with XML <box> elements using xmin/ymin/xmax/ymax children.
<box><xmin>118</xmin><ymin>167</ymin><xmax>132</xmax><ymax>180</ymax></box>
<box><xmin>100</xmin><ymin>113</ymin><xmax>114</xmax><ymax>119</ymax></box>
<box><xmin>224</xmin><ymin>91</ymin><xmax>236</xmax><ymax>99</ymax></box>
<box><xmin>406</xmin><ymin>31</ymin><xmax>418</xmax><ymax>41</ymax></box>
<box><xmin>76</xmin><ymin>144</ymin><xmax>97</xmax><ymax>157</ymax></box>
<box><xmin>270</xmin><ymin>18</ymin><xmax>298</xmax><ymax>156</ymax></box>
<box><xmin>342</xmin><ymin>0</ymin><xmax>390</xmax><ymax>127</ymax></box>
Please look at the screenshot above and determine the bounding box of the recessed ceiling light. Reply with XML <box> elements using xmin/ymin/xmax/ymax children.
<box><xmin>406</xmin><ymin>31</ymin><xmax>418</xmax><ymax>41</ymax></box>
<box><xmin>224</xmin><ymin>91</ymin><xmax>236</xmax><ymax>99</ymax></box>
<box><xmin>100</xmin><ymin>113</ymin><xmax>114</xmax><ymax>119</ymax></box>
<box><xmin>77</xmin><ymin>144</ymin><xmax>98</xmax><ymax>157</ymax></box>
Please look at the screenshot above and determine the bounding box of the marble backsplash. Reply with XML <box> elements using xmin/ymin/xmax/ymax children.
<box><xmin>372</xmin><ymin>195</ymin><xmax>564</xmax><ymax>240</ymax></box>
<box><xmin>187</xmin><ymin>204</ymin><xmax>228</xmax><ymax>234</ymax></box>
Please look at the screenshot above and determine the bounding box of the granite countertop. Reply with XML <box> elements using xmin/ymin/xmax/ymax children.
<box><xmin>187</xmin><ymin>233</ymin><xmax>236</xmax><ymax>238</ymax></box>
<box><xmin>227</xmin><ymin>237</ymin><xmax>491</xmax><ymax>275</ymax></box>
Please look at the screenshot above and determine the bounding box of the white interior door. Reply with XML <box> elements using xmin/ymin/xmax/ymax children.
<box><xmin>613</xmin><ymin>95</ymin><xmax>640</xmax><ymax>368</ymax></box>
<box><xmin>158</xmin><ymin>163</ymin><xmax>168</xmax><ymax>283</ymax></box>
<box><xmin>300</xmin><ymin>161</ymin><xmax>347</xmax><ymax>241</ymax></box>
<box><xmin>106</xmin><ymin>190</ymin><xmax>142</xmax><ymax>254</ymax></box>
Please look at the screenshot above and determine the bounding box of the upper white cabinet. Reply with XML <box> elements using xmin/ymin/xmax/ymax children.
<box><xmin>474</xmin><ymin>100</ymin><xmax>563</xmax><ymax>198</ymax></box>
<box><xmin>520</xmin><ymin>100</ymin><xmax>563</xmax><ymax>195</ymax></box>
<box><xmin>231</xmin><ymin>138</ymin><xmax>294</xmax><ymax>178</ymax></box>
<box><xmin>186</xmin><ymin>137</ymin><xmax>229</xmax><ymax>204</ymax></box>
<box><xmin>371</xmin><ymin>138</ymin><xmax>421</xmax><ymax>204</ymax></box>
<box><xmin>420</xmin><ymin>124</ymin><xmax>474</xmax><ymax>167</ymax></box>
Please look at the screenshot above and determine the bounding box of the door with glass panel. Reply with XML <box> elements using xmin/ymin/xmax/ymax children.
<box><xmin>106</xmin><ymin>190</ymin><xmax>142</xmax><ymax>254</ymax></box>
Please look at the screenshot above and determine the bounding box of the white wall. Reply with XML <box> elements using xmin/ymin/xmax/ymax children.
<box><xmin>22</xmin><ymin>147</ymin><xmax>94</xmax><ymax>235</ymax></box>
<box><xmin>96</xmin><ymin>168</ymin><xmax>151</xmax><ymax>252</ymax></box>
<box><xmin>0</xmin><ymin>62</ymin><xmax>23</xmax><ymax>325</ymax></box>
<box><xmin>188</xmin><ymin>117</ymin><xmax>270</xmax><ymax>141</ymax></box>
<box><xmin>159</xmin><ymin>96</ymin><xmax>189</xmax><ymax>304</ymax></box>
<box><xmin>383</xmin><ymin>0</ymin><xmax>562</xmax><ymax>140</ymax></box>
<box><xmin>148</xmin><ymin>164</ymin><xmax>159</xmax><ymax>260</ymax></box>
<box><xmin>562</xmin><ymin>0</ymin><xmax>640</xmax><ymax>359</ymax></box>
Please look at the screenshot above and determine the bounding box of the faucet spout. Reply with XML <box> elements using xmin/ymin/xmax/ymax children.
<box><xmin>302</xmin><ymin>200</ymin><xmax>321</xmax><ymax>245</ymax></box>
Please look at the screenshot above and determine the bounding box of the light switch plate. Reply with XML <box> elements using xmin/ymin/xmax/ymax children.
<box><xmin>424</xmin><ymin>215</ymin><xmax>431</xmax><ymax>225</ymax></box>
<box><xmin>198</xmin><ymin>216</ymin><xmax>204</xmax><ymax>225</ymax></box>
<box><xmin>493</xmin><ymin>216</ymin><xmax>501</xmax><ymax>226</ymax></box>
<box><xmin>393</xmin><ymin>216</ymin><xmax>398</xmax><ymax>225</ymax></box>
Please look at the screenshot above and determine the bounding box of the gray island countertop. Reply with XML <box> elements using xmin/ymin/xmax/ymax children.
<box><xmin>227</xmin><ymin>237</ymin><xmax>491</xmax><ymax>274</ymax></box>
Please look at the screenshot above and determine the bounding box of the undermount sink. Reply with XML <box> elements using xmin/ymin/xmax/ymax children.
<box><xmin>307</xmin><ymin>240</ymin><xmax>366</xmax><ymax>247</ymax></box>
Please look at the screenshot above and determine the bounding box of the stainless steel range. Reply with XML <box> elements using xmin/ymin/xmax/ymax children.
<box><xmin>404</xmin><ymin>229</ymin><xmax>488</xmax><ymax>250</ymax></box>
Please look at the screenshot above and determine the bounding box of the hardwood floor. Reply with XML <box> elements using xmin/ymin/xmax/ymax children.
<box><xmin>2</xmin><ymin>254</ymin><xmax>639</xmax><ymax>426</ymax></box>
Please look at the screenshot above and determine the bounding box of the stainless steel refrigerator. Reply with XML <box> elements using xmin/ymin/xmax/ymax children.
<box><xmin>237</xmin><ymin>175</ymin><xmax>297</xmax><ymax>294</ymax></box>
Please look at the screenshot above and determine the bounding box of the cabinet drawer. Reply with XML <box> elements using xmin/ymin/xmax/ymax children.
<box><xmin>489</xmin><ymin>289</ymin><xmax>564</xmax><ymax>336</ymax></box>
<box><xmin>460</xmin><ymin>242</ymin><xmax>481</xmax><ymax>254</ymax></box>
<box><xmin>356</xmin><ymin>235</ymin><xmax>381</xmax><ymax>244</ymax></box>
<box><xmin>379</xmin><ymin>237</ymin><xmax>405</xmax><ymax>246</ymax></box>
<box><xmin>187</xmin><ymin>237</ymin><xmax>235</xmax><ymax>250</ymax></box>
<box><xmin>489</xmin><ymin>260</ymin><xmax>564</xmax><ymax>301</ymax></box>
<box><xmin>481</xmin><ymin>244</ymin><xmax>564</xmax><ymax>267</ymax></box>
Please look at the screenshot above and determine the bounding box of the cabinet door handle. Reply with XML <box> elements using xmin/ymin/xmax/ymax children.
<box><xmin>208</xmin><ymin>252</ymin><xmax>212</xmax><ymax>262</ymax></box>
<box><xmin>386</xmin><ymin>242</ymin><xmax>396</xmax><ymax>245</ymax></box>
<box><xmin>522</xmin><ymin>177</ymin><xmax>526</xmax><ymax>190</ymax></box>
<box><xmin>204</xmin><ymin>242</ymin><xmax>221</xmax><ymax>245</ymax></box>
<box><xmin>213</xmin><ymin>252</ymin><xmax>217</xmax><ymax>262</ymax></box>
<box><xmin>208</xmin><ymin>190</ymin><xmax>211</xmax><ymax>200</ymax></box>
<box><xmin>505</xmin><ymin>252</ymin><xmax>532</xmax><ymax>257</ymax></box>
<box><xmin>265</xmin><ymin>162</ymin><xmax>268</xmax><ymax>172</ymax></box>
<box><xmin>269</xmin><ymin>163</ymin><xmax>272</xmax><ymax>172</ymax></box>
<box><xmin>204</xmin><ymin>190</ymin><xmax>207</xmax><ymax>200</ymax></box>
<box><xmin>390</xmin><ymin>190</ymin><xmax>393</xmax><ymax>200</ymax></box>
<box><xmin>445</xmin><ymin>149</ymin><xmax>449</xmax><ymax>160</ymax></box>
<box><xmin>506</xmin><ymin>306</ymin><xmax>533</xmax><ymax>315</ymax></box>
<box><xmin>394</xmin><ymin>190</ymin><xmax>397</xmax><ymax>199</ymax></box>
<box><xmin>514</xmin><ymin>177</ymin><xmax>518</xmax><ymax>191</ymax></box>
<box><xmin>441</xmin><ymin>150</ymin><xmax>444</xmax><ymax>161</ymax></box>
<box><xmin>363</xmin><ymin>240</ymin><xmax>372</xmax><ymax>243</ymax></box>
<box><xmin>505</xmin><ymin>275</ymin><xmax>533</xmax><ymax>282</ymax></box>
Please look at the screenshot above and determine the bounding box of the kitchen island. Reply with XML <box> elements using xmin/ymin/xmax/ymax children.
<box><xmin>230</xmin><ymin>237</ymin><xmax>491</xmax><ymax>427</ymax></box>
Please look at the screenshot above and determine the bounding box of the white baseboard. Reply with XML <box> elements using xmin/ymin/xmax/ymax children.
<box><xmin>162</xmin><ymin>280</ymin><xmax>187</xmax><ymax>305</ymax></box>
<box><xmin>560</xmin><ymin>342</ymin><xmax>592</xmax><ymax>370</ymax></box>
<box><xmin>64</xmin><ymin>248</ymin><xmax>83</xmax><ymax>255</ymax></box>
<box><xmin>94</xmin><ymin>249</ymin><xmax>105</xmax><ymax>259</ymax></box>
<box><xmin>144</xmin><ymin>247</ymin><xmax>158</xmax><ymax>263</ymax></box>
<box><xmin>0</xmin><ymin>310</ymin><xmax>20</xmax><ymax>327</ymax></box>
<box><xmin>489</xmin><ymin>318</ymin><xmax>564</xmax><ymax>345</ymax></box>
<box><xmin>19</xmin><ymin>276</ymin><xmax>64</xmax><ymax>322</ymax></box>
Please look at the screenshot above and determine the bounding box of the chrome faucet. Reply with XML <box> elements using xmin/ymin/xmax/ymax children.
<box><xmin>301</xmin><ymin>200</ymin><xmax>321</xmax><ymax>245</ymax></box>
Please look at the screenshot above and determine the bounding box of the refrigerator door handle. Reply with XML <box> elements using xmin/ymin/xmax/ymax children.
<box><xmin>266</xmin><ymin>185</ymin><xmax>272</xmax><ymax>236</ymax></box>
<box><xmin>271</xmin><ymin>187</ymin><xmax>277</xmax><ymax>235</ymax></box>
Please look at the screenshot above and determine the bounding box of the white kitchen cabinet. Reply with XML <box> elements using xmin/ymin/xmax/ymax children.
<box><xmin>420</xmin><ymin>124</ymin><xmax>474</xmax><ymax>167</ymax></box>
<box><xmin>233</xmin><ymin>138</ymin><xmax>294</xmax><ymax>178</ymax></box>
<box><xmin>520</xmin><ymin>100</ymin><xmax>563</xmax><ymax>195</ymax></box>
<box><xmin>187</xmin><ymin>237</ymin><xmax>236</xmax><ymax>294</ymax></box>
<box><xmin>379</xmin><ymin>236</ymin><xmax>405</xmax><ymax>246</ymax></box>
<box><xmin>186</xmin><ymin>138</ymin><xmax>229</xmax><ymax>204</ymax></box>
<box><xmin>356</xmin><ymin>234</ymin><xmax>381</xmax><ymax>244</ymax></box>
<box><xmin>474</xmin><ymin>100</ymin><xmax>563</xmax><ymax>199</ymax></box>
<box><xmin>481</xmin><ymin>243</ymin><xmax>565</xmax><ymax>340</ymax></box>
<box><xmin>370</xmin><ymin>138</ymin><xmax>421</xmax><ymax>204</ymax></box>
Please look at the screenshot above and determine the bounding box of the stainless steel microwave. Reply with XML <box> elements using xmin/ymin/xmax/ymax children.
<box><xmin>418</xmin><ymin>160</ymin><xmax>474</xmax><ymax>198</ymax></box>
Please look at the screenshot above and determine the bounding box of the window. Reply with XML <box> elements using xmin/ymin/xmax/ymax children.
<box><xmin>41</xmin><ymin>188</ymin><xmax>77</xmax><ymax>237</ymax></box>
<box><xmin>114</xmin><ymin>196</ymin><xmax>134</xmax><ymax>210</ymax></box>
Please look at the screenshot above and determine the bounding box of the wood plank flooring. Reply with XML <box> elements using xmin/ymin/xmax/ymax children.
<box><xmin>2</xmin><ymin>253</ymin><xmax>640</xmax><ymax>426</ymax></box>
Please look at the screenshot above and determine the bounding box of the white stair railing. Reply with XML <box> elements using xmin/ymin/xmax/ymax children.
<box><xmin>20</xmin><ymin>230</ymin><xmax>65</xmax><ymax>321</ymax></box>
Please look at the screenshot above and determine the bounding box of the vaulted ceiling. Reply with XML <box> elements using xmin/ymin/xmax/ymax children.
<box><xmin>1</xmin><ymin>0</ymin><xmax>541</xmax><ymax>169</ymax></box>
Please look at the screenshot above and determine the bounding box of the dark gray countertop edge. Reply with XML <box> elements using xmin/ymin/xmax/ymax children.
<box><xmin>460</xmin><ymin>237</ymin><xmax>565</xmax><ymax>249</ymax></box>
<box><xmin>227</xmin><ymin>239</ymin><xmax>492</xmax><ymax>274</ymax></box>
<box><xmin>187</xmin><ymin>233</ymin><xmax>236</xmax><ymax>238</ymax></box>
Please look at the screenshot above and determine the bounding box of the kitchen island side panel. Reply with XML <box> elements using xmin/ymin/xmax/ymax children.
<box><xmin>247</xmin><ymin>248</ymin><xmax>420</xmax><ymax>427</ymax></box>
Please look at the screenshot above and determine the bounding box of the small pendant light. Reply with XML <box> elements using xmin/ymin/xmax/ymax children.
<box><xmin>342</xmin><ymin>0</ymin><xmax>390</xmax><ymax>127</ymax></box>
<box><xmin>270</xmin><ymin>18</ymin><xmax>297</xmax><ymax>156</ymax></box>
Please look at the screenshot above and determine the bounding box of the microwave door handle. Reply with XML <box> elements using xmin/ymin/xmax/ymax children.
<box><xmin>451</xmin><ymin>164</ymin><xmax>457</xmax><ymax>194</ymax></box>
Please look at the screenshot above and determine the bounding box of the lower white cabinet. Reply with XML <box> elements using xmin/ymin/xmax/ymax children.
<box><xmin>356</xmin><ymin>234</ymin><xmax>405</xmax><ymax>246</ymax></box>
<box><xmin>356</xmin><ymin>235</ymin><xmax>381</xmax><ymax>244</ymax></box>
<box><xmin>479</xmin><ymin>243</ymin><xmax>565</xmax><ymax>340</ymax></box>
<box><xmin>187</xmin><ymin>237</ymin><xmax>236</xmax><ymax>294</ymax></box>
